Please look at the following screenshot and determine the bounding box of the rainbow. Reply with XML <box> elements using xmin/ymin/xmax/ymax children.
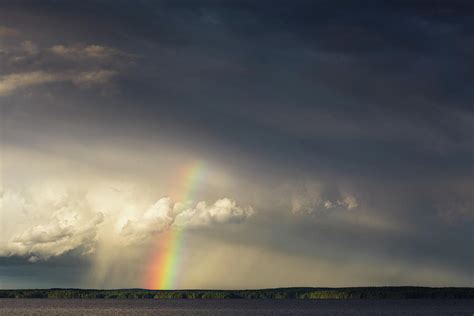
<box><xmin>144</xmin><ymin>161</ymin><xmax>205</xmax><ymax>289</ymax></box>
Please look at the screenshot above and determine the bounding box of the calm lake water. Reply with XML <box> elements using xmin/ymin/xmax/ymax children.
<box><xmin>0</xmin><ymin>299</ymin><xmax>473</xmax><ymax>315</ymax></box>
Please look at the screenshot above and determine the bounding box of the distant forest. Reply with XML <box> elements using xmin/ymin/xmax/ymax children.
<box><xmin>1</xmin><ymin>287</ymin><xmax>473</xmax><ymax>299</ymax></box>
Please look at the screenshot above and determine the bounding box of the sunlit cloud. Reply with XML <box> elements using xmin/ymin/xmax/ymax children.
<box><xmin>0</xmin><ymin>25</ymin><xmax>19</xmax><ymax>37</ymax></box>
<box><xmin>50</xmin><ymin>44</ymin><xmax>130</xmax><ymax>59</ymax></box>
<box><xmin>0</xmin><ymin>188</ymin><xmax>253</xmax><ymax>262</ymax></box>
<box><xmin>0</xmin><ymin>71</ymin><xmax>59</xmax><ymax>96</ymax></box>
<box><xmin>291</xmin><ymin>181</ymin><xmax>359</xmax><ymax>214</ymax></box>
<box><xmin>0</xmin><ymin>70</ymin><xmax>118</xmax><ymax>96</ymax></box>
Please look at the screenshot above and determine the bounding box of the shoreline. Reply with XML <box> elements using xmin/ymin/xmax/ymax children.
<box><xmin>1</xmin><ymin>287</ymin><xmax>473</xmax><ymax>299</ymax></box>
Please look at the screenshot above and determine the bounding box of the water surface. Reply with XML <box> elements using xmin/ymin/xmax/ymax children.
<box><xmin>1</xmin><ymin>299</ymin><xmax>473</xmax><ymax>315</ymax></box>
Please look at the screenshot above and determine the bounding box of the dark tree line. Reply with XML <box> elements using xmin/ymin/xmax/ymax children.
<box><xmin>0</xmin><ymin>287</ymin><xmax>473</xmax><ymax>299</ymax></box>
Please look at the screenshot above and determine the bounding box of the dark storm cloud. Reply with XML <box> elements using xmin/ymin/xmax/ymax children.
<box><xmin>1</xmin><ymin>1</ymin><xmax>471</xmax><ymax>188</ymax></box>
<box><xmin>5</xmin><ymin>0</ymin><xmax>471</xmax><ymax>175</ymax></box>
<box><xmin>1</xmin><ymin>0</ymin><xmax>472</xmax><ymax>287</ymax></box>
<box><xmin>0</xmin><ymin>254</ymin><xmax>91</xmax><ymax>288</ymax></box>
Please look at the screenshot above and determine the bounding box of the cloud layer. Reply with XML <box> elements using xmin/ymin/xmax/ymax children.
<box><xmin>0</xmin><ymin>70</ymin><xmax>119</xmax><ymax>96</ymax></box>
<box><xmin>50</xmin><ymin>44</ymin><xmax>128</xmax><ymax>59</ymax></box>
<box><xmin>291</xmin><ymin>182</ymin><xmax>359</xmax><ymax>214</ymax></box>
<box><xmin>0</xmin><ymin>28</ymin><xmax>131</xmax><ymax>96</ymax></box>
<box><xmin>0</xmin><ymin>0</ymin><xmax>473</xmax><ymax>288</ymax></box>
<box><xmin>0</xmin><ymin>188</ymin><xmax>253</xmax><ymax>262</ymax></box>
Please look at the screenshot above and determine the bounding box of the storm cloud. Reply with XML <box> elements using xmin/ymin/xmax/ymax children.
<box><xmin>0</xmin><ymin>0</ymin><xmax>472</xmax><ymax>289</ymax></box>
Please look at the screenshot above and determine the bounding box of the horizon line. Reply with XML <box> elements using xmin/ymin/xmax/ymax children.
<box><xmin>2</xmin><ymin>286</ymin><xmax>473</xmax><ymax>291</ymax></box>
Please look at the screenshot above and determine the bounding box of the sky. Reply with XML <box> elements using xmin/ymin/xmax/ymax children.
<box><xmin>0</xmin><ymin>0</ymin><xmax>473</xmax><ymax>289</ymax></box>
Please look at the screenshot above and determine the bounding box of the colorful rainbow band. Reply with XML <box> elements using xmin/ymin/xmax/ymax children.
<box><xmin>145</xmin><ymin>161</ymin><xmax>205</xmax><ymax>289</ymax></box>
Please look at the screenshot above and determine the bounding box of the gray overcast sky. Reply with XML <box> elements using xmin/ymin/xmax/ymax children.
<box><xmin>0</xmin><ymin>0</ymin><xmax>473</xmax><ymax>289</ymax></box>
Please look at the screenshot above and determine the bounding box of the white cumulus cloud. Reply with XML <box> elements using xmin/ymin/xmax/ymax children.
<box><xmin>174</xmin><ymin>198</ymin><xmax>254</xmax><ymax>227</ymax></box>
<box><xmin>9</xmin><ymin>211</ymin><xmax>104</xmax><ymax>261</ymax></box>
<box><xmin>0</xmin><ymin>187</ymin><xmax>254</xmax><ymax>262</ymax></box>
<box><xmin>0</xmin><ymin>189</ymin><xmax>104</xmax><ymax>262</ymax></box>
<box><xmin>121</xmin><ymin>197</ymin><xmax>254</xmax><ymax>245</ymax></box>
